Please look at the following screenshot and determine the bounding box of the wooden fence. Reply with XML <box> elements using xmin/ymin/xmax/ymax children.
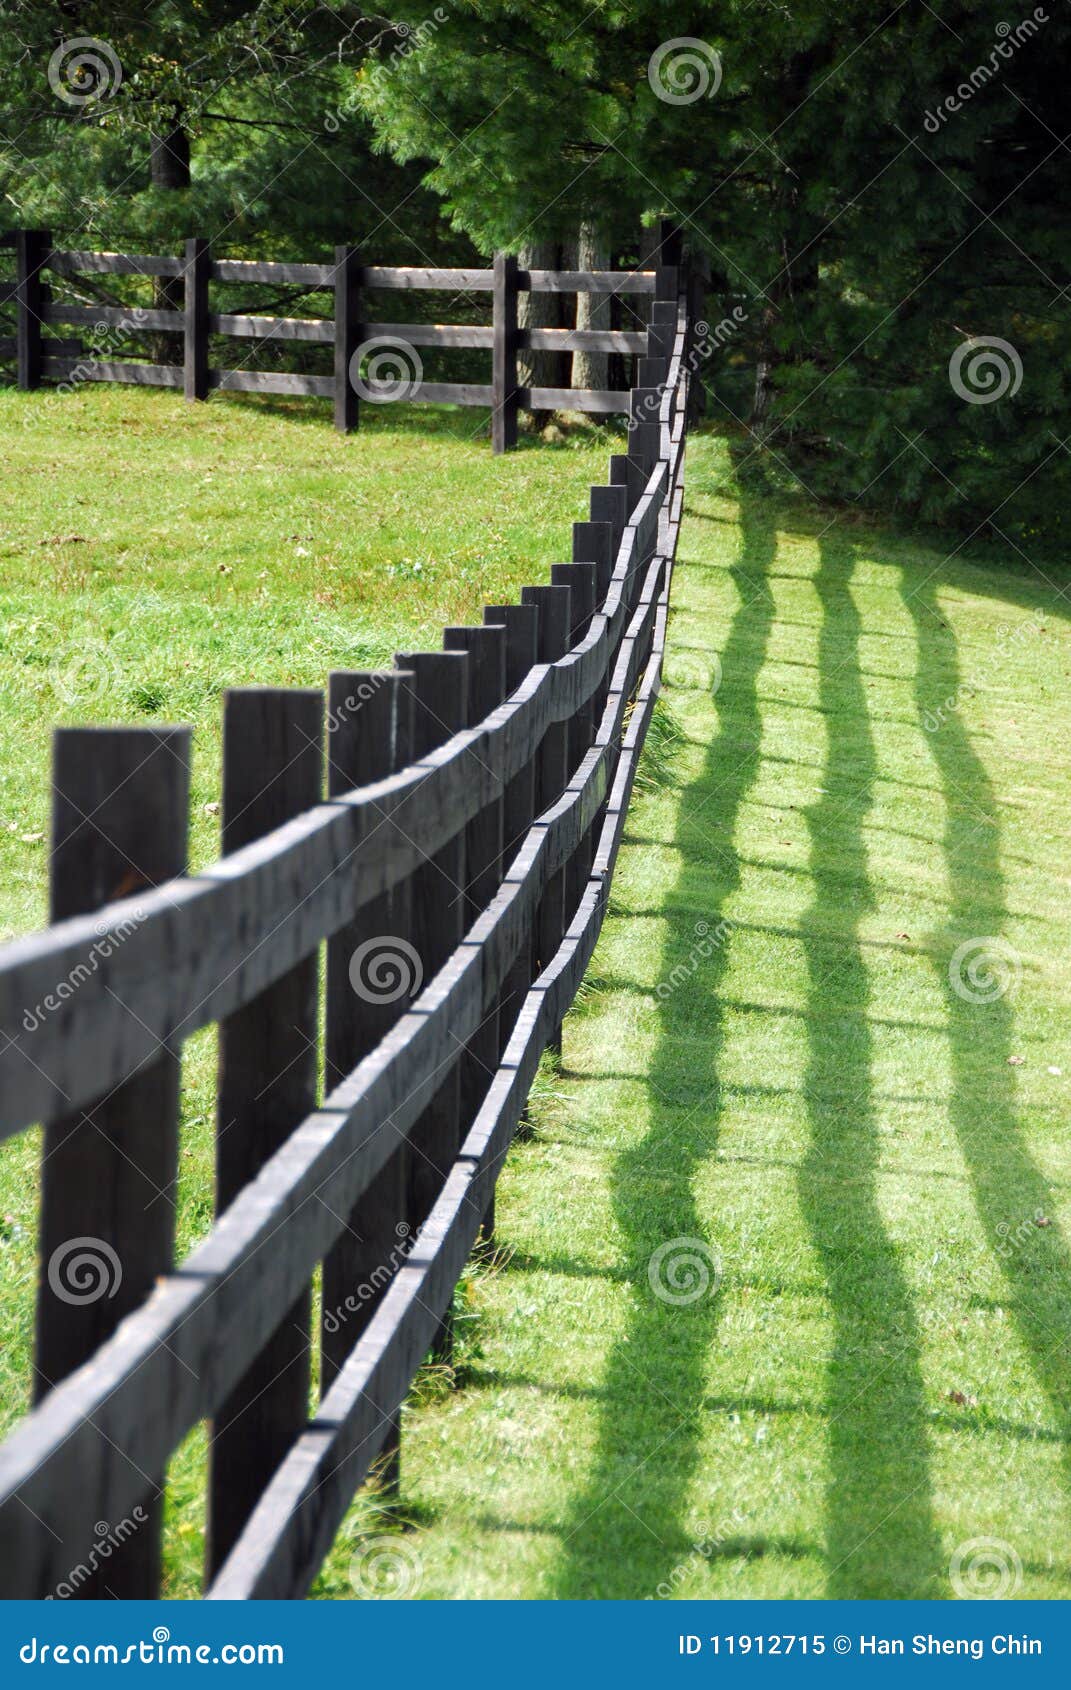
<box><xmin>0</xmin><ymin>265</ymin><xmax>690</xmax><ymax>1599</ymax></box>
<box><xmin>0</xmin><ymin>229</ymin><xmax>673</xmax><ymax>450</ymax></box>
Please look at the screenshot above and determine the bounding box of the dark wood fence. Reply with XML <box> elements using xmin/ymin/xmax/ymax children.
<box><xmin>0</xmin><ymin>264</ymin><xmax>690</xmax><ymax>1599</ymax></box>
<box><xmin>0</xmin><ymin>229</ymin><xmax>673</xmax><ymax>450</ymax></box>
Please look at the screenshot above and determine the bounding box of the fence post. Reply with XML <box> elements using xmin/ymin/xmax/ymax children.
<box><xmin>492</xmin><ymin>251</ymin><xmax>519</xmax><ymax>453</ymax></box>
<box><xmin>393</xmin><ymin>650</ymin><xmax>468</xmax><ymax>1350</ymax></box>
<box><xmin>321</xmin><ymin>669</ymin><xmax>413</xmax><ymax>1490</ymax></box>
<box><xmin>206</xmin><ymin>687</ymin><xmax>323</xmax><ymax>1580</ymax></box>
<box><xmin>334</xmin><ymin>245</ymin><xmax>360</xmax><ymax>434</ymax></box>
<box><xmin>521</xmin><ymin>583</ymin><xmax>573</xmax><ymax>1060</ymax></box>
<box><xmin>551</xmin><ymin>561</ymin><xmax>599</xmax><ymax>932</ymax></box>
<box><xmin>35</xmin><ymin>724</ymin><xmax>191</xmax><ymax>1597</ymax></box>
<box><xmin>443</xmin><ymin>623</ymin><xmax>506</xmax><ymax>1233</ymax></box>
<box><xmin>483</xmin><ymin>602</ymin><xmax>539</xmax><ymax>1053</ymax></box>
<box><xmin>183</xmin><ymin>237</ymin><xmax>209</xmax><ymax>399</ymax></box>
<box><xmin>591</xmin><ymin>483</ymin><xmax>628</xmax><ymax>564</ymax></box>
<box><xmin>15</xmin><ymin>228</ymin><xmax>48</xmax><ymax>390</ymax></box>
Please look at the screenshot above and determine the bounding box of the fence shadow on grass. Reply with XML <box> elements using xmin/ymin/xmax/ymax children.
<box><xmin>904</xmin><ymin>573</ymin><xmax>1071</xmax><ymax>1497</ymax></box>
<box><xmin>796</xmin><ymin>531</ymin><xmax>944</xmax><ymax>1598</ymax></box>
<box><xmin>545</xmin><ymin>493</ymin><xmax>778</xmax><ymax>1598</ymax></box>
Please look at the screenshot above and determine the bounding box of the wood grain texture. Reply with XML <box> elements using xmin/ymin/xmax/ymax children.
<box><xmin>34</xmin><ymin>725</ymin><xmax>190</xmax><ymax>1597</ymax></box>
<box><xmin>184</xmin><ymin>238</ymin><xmax>209</xmax><ymax>403</ymax></box>
<box><xmin>206</xmin><ymin>689</ymin><xmax>323</xmax><ymax>1580</ymax></box>
<box><xmin>46</xmin><ymin>249</ymin><xmax>183</xmax><ymax>278</ymax></box>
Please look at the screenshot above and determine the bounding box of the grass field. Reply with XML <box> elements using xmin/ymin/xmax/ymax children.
<box><xmin>2</xmin><ymin>387</ymin><xmax>1070</xmax><ymax>1599</ymax></box>
<box><xmin>316</xmin><ymin>435</ymin><xmax>1071</xmax><ymax>1601</ymax></box>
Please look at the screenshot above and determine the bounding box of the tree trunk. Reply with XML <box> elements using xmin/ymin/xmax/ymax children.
<box><xmin>150</xmin><ymin>120</ymin><xmax>190</xmax><ymax>365</ymax></box>
<box><xmin>517</xmin><ymin>240</ymin><xmax>566</xmax><ymax>425</ymax></box>
<box><xmin>571</xmin><ymin>221</ymin><xmax>609</xmax><ymax>393</ymax></box>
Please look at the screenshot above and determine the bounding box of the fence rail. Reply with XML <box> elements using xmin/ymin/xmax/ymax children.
<box><xmin>0</xmin><ymin>252</ymin><xmax>690</xmax><ymax>1599</ymax></box>
<box><xmin>0</xmin><ymin>230</ymin><xmax>673</xmax><ymax>448</ymax></box>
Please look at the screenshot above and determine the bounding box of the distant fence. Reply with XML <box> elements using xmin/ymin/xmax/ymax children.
<box><xmin>0</xmin><ymin>228</ymin><xmax>675</xmax><ymax>450</ymax></box>
<box><xmin>0</xmin><ymin>259</ymin><xmax>690</xmax><ymax>1597</ymax></box>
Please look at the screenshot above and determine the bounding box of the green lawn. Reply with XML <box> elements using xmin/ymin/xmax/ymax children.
<box><xmin>0</xmin><ymin>384</ymin><xmax>620</xmax><ymax>1589</ymax></box>
<box><xmin>2</xmin><ymin>389</ymin><xmax>1070</xmax><ymax>1600</ymax></box>
<box><xmin>316</xmin><ymin>434</ymin><xmax>1071</xmax><ymax>1601</ymax></box>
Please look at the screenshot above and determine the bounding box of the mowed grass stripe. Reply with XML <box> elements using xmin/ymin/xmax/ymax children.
<box><xmin>311</xmin><ymin>435</ymin><xmax>1071</xmax><ymax>1600</ymax></box>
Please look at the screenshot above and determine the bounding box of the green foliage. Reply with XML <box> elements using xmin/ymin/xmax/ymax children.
<box><xmin>357</xmin><ymin>1</ymin><xmax>1070</xmax><ymax>542</ymax></box>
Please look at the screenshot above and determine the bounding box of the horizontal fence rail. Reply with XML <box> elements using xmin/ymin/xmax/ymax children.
<box><xmin>0</xmin><ymin>250</ymin><xmax>691</xmax><ymax>1598</ymax></box>
<box><xmin>1</xmin><ymin>230</ymin><xmax>675</xmax><ymax>449</ymax></box>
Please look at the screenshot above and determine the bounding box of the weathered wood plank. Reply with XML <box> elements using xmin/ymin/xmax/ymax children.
<box><xmin>521</xmin><ymin>328</ymin><xmax>647</xmax><ymax>353</ymax></box>
<box><xmin>208</xmin><ymin>368</ymin><xmax>336</xmax><ymax>398</ymax></box>
<box><xmin>46</xmin><ymin>249</ymin><xmax>183</xmax><ymax>278</ymax></box>
<box><xmin>210</xmin><ymin>313</ymin><xmax>334</xmax><ymax>343</ymax></box>
<box><xmin>209</xmin><ymin>259</ymin><xmax>335</xmax><ymax>286</ymax></box>
<box><xmin>334</xmin><ymin>245</ymin><xmax>359</xmax><ymax>434</ymax></box>
<box><xmin>492</xmin><ymin>253</ymin><xmax>519</xmax><ymax>453</ymax></box>
<box><xmin>32</xmin><ymin>726</ymin><xmax>190</xmax><ymax>1598</ymax></box>
<box><xmin>16</xmin><ymin>229</ymin><xmax>48</xmax><ymax>390</ymax></box>
<box><xmin>206</xmin><ymin>689</ymin><xmax>323</xmax><ymax>1580</ymax></box>
<box><xmin>483</xmin><ymin>603</ymin><xmax>539</xmax><ymax>1057</ymax></box>
<box><xmin>522</xmin><ymin>385</ymin><xmax>631</xmax><ymax>414</ymax></box>
<box><xmin>321</xmin><ymin>669</ymin><xmax>414</xmax><ymax>1497</ymax></box>
<box><xmin>362</xmin><ymin>322</ymin><xmax>494</xmax><ymax>349</ymax></box>
<box><xmin>185</xmin><ymin>238</ymin><xmax>209</xmax><ymax>403</ymax></box>
<box><xmin>393</xmin><ymin>653</ymin><xmax>467</xmax><ymax>1354</ymax></box>
<box><xmin>41</xmin><ymin>355</ymin><xmax>184</xmax><ymax>388</ymax></box>
<box><xmin>521</xmin><ymin>269</ymin><xmax>656</xmax><ymax>294</ymax></box>
<box><xmin>361</xmin><ymin>266</ymin><xmax>494</xmax><ymax>291</ymax></box>
<box><xmin>41</xmin><ymin>303</ymin><xmax>182</xmax><ymax>332</ymax></box>
<box><xmin>443</xmin><ymin>624</ymin><xmax>506</xmax><ymax>1230</ymax></box>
